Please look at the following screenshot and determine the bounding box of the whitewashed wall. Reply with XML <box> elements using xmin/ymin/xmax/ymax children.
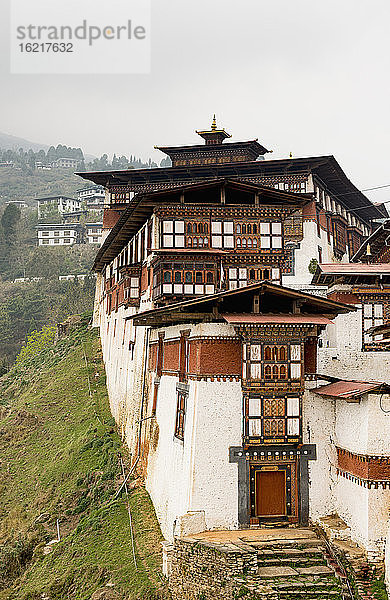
<box><xmin>282</xmin><ymin>220</ymin><xmax>342</xmax><ymax>287</ymax></box>
<box><xmin>146</xmin><ymin>323</ymin><xmax>242</xmax><ymax>540</ymax></box>
<box><xmin>303</xmin><ymin>386</ymin><xmax>337</xmax><ymax>521</ymax></box>
<box><xmin>305</xmin><ymin>378</ymin><xmax>390</xmax><ymax>561</ymax></box>
<box><xmin>318</xmin><ymin>309</ymin><xmax>390</xmax><ymax>382</ymax></box>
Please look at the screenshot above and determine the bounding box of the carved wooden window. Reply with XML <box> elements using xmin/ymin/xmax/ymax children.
<box><xmin>124</xmin><ymin>277</ymin><xmax>140</xmax><ymax>299</ymax></box>
<box><xmin>188</xmin><ymin>236</ymin><xmax>209</xmax><ymax>248</ymax></box>
<box><xmin>248</xmin><ymin>419</ymin><xmax>262</xmax><ymax>437</ymax></box>
<box><xmin>286</xmin><ymin>397</ymin><xmax>300</xmax><ymax>436</ymax></box>
<box><xmin>290</xmin><ymin>344</ymin><xmax>302</xmax><ymax>379</ymax></box>
<box><xmin>246</xmin><ymin>395</ymin><xmax>301</xmax><ymax>441</ymax></box>
<box><xmin>260</xmin><ymin>222</ymin><xmax>283</xmax><ymax>249</ymax></box>
<box><xmin>174</xmin><ymin>392</ymin><xmax>186</xmax><ymax>440</ymax></box>
<box><xmin>161</xmin><ymin>262</ymin><xmax>215</xmax><ymax>296</ymax></box>
<box><xmin>162</xmin><ymin>220</ymin><xmax>185</xmax><ymax>248</ymax></box>
<box><xmin>211</xmin><ymin>221</ymin><xmax>234</xmax><ymax>249</ymax></box>
<box><xmin>362</xmin><ymin>302</ymin><xmax>384</xmax><ymax>347</ymax></box>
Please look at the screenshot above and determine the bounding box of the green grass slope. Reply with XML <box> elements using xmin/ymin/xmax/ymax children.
<box><xmin>0</xmin><ymin>327</ymin><xmax>167</xmax><ymax>600</ymax></box>
<box><xmin>0</xmin><ymin>168</ymin><xmax>83</xmax><ymax>206</ymax></box>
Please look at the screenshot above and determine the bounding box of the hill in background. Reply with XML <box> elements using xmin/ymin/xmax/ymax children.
<box><xmin>0</xmin><ymin>167</ymin><xmax>85</xmax><ymax>206</ymax></box>
<box><xmin>0</xmin><ymin>132</ymin><xmax>96</xmax><ymax>162</ymax></box>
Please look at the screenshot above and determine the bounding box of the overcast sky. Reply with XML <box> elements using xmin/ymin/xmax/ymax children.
<box><xmin>1</xmin><ymin>0</ymin><xmax>390</xmax><ymax>203</ymax></box>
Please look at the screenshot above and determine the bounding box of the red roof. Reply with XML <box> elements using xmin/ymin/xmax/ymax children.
<box><xmin>313</xmin><ymin>380</ymin><xmax>386</xmax><ymax>400</ymax></box>
<box><xmin>223</xmin><ymin>314</ymin><xmax>333</xmax><ymax>325</ymax></box>
<box><xmin>318</xmin><ymin>263</ymin><xmax>390</xmax><ymax>274</ymax></box>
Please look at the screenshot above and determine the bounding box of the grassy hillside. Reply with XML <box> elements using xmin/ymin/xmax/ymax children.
<box><xmin>0</xmin><ymin>168</ymin><xmax>84</xmax><ymax>206</ymax></box>
<box><xmin>0</xmin><ymin>326</ymin><xmax>167</xmax><ymax>600</ymax></box>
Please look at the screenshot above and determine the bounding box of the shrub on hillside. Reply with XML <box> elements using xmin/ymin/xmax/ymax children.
<box><xmin>16</xmin><ymin>325</ymin><xmax>56</xmax><ymax>366</ymax></box>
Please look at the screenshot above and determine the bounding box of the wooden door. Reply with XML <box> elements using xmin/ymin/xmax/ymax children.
<box><xmin>256</xmin><ymin>470</ymin><xmax>286</xmax><ymax>517</ymax></box>
<box><xmin>304</xmin><ymin>337</ymin><xmax>317</xmax><ymax>374</ymax></box>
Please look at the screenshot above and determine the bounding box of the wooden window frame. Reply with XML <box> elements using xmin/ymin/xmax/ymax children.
<box><xmin>174</xmin><ymin>391</ymin><xmax>187</xmax><ymax>441</ymax></box>
<box><xmin>245</xmin><ymin>394</ymin><xmax>302</xmax><ymax>443</ymax></box>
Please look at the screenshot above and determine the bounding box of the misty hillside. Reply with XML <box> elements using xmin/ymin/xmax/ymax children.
<box><xmin>0</xmin><ymin>131</ymin><xmax>49</xmax><ymax>153</ymax></box>
<box><xmin>0</xmin><ymin>132</ymin><xmax>96</xmax><ymax>162</ymax></box>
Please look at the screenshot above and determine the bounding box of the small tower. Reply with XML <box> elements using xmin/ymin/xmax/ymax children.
<box><xmin>196</xmin><ymin>115</ymin><xmax>232</xmax><ymax>145</ymax></box>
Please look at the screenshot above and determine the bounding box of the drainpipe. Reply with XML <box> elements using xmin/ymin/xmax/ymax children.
<box><xmin>133</xmin><ymin>325</ymin><xmax>150</xmax><ymax>472</ymax></box>
<box><xmin>114</xmin><ymin>325</ymin><xmax>150</xmax><ymax>498</ymax></box>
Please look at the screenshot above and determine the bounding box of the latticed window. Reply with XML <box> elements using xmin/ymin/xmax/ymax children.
<box><xmin>160</xmin><ymin>262</ymin><xmax>215</xmax><ymax>296</ymax></box>
<box><xmin>228</xmin><ymin>266</ymin><xmax>280</xmax><ymax>290</ymax></box>
<box><xmin>246</xmin><ymin>395</ymin><xmax>301</xmax><ymax>441</ymax></box>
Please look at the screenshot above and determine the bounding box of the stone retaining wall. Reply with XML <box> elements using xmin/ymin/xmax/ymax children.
<box><xmin>167</xmin><ymin>538</ymin><xmax>277</xmax><ymax>600</ymax></box>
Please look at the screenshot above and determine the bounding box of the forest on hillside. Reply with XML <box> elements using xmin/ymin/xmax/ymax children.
<box><xmin>0</xmin><ymin>202</ymin><xmax>97</xmax><ymax>370</ymax></box>
<box><xmin>0</xmin><ymin>144</ymin><xmax>170</xmax><ymax>205</ymax></box>
<box><xmin>0</xmin><ymin>138</ymin><xmax>170</xmax><ymax>368</ymax></box>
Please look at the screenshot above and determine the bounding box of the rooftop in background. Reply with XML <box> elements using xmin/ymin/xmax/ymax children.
<box><xmin>352</xmin><ymin>219</ymin><xmax>390</xmax><ymax>262</ymax></box>
<box><xmin>36</xmin><ymin>223</ymin><xmax>83</xmax><ymax>229</ymax></box>
<box><xmin>35</xmin><ymin>195</ymin><xmax>77</xmax><ymax>202</ymax></box>
<box><xmin>311</xmin><ymin>262</ymin><xmax>390</xmax><ymax>285</ymax></box>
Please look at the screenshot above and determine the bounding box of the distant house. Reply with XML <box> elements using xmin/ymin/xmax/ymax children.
<box><xmin>36</xmin><ymin>195</ymin><xmax>81</xmax><ymax>218</ymax></box>
<box><xmin>51</xmin><ymin>157</ymin><xmax>80</xmax><ymax>169</ymax></box>
<box><xmin>62</xmin><ymin>210</ymin><xmax>88</xmax><ymax>223</ymax></box>
<box><xmin>36</xmin><ymin>223</ymin><xmax>83</xmax><ymax>246</ymax></box>
<box><xmin>86</xmin><ymin>222</ymin><xmax>103</xmax><ymax>245</ymax></box>
<box><xmin>78</xmin><ymin>185</ymin><xmax>105</xmax><ymax>211</ymax></box>
<box><xmin>6</xmin><ymin>200</ymin><xmax>28</xmax><ymax>209</ymax></box>
<box><xmin>35</xmin><ymin>161</ymin><xmax>52</xmax><ymax>171</ymax></box>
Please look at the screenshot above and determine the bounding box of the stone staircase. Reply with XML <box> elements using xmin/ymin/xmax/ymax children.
<box><xmin>243</xmin><ymin>533</ymin><xmax>350</xmax><ymax>600</ymax></box>
<box><xmin>168</xmin><ymin>527</ymin><xmax>353</xmax><ymax>600</ymax></box>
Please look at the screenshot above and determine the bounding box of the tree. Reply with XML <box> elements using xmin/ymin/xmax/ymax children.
<box><xmin>1</xmin><ymin>204</ymin><xmax>21</xmax><ymax>242</ymax></box>
<box><xmin>47</xmin><ymin>146</ymin><xmax>57</xmax><ymax>163</ymax></box>
<box><xmin>308</xmin><ymin>258</ymin><xmax>319</xmax><ymax>274</ymax></box>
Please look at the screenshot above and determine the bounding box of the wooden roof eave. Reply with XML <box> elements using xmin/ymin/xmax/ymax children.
<box><xmin>126</xmin><ymin>281</ymin><xmax>355</xmax><ymax>328</ymax></box>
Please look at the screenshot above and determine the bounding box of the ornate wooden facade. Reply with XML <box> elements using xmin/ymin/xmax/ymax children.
<box><xmin>80</xmin><ymin>122</ymin><xmax>388</xmax><ymax>531</ymax></box>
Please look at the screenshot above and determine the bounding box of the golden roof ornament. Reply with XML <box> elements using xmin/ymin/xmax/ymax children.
<box><xmin>196</xmin><ymin>116</ymin><xmax>232</xmax><ymax>144</ymax></box>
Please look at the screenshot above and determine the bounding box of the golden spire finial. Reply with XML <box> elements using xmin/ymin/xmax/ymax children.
<box><xmin>211</xmin><ymin>114</ymin><xmax>217</xmax><ymax>131</ymax></box>
<box><xmin>366</xmin><ymin>243</ymin><xmax>372</xmax><ymax>257</ymax></box>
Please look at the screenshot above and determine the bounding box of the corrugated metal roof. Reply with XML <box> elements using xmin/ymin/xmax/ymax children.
<box><xmin>313</xmin><ymin>380</ymin><xmax>386</xmax><ymax>400</ymax></box>
<box><xmin>223</xmin><ymin>314</ymin><xmax>333</xmax><ymax>325</ymax></box>
<box><xmin>318</xmin><ymin>263</ymin><xmax>390</xmax><ymax>274</ymax></box>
